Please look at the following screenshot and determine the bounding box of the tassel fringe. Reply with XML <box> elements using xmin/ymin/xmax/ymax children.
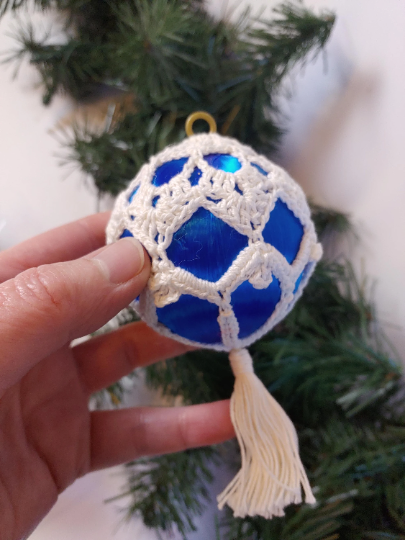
<box><xmin>217</xmin><ymin>348</ymin><xmax>316</xmax><ymax>519</ymax></box>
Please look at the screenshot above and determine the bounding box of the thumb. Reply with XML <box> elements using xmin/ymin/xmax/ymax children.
<box><xmin>0</xmin><ymin>237</ymin><xmax>150</xmax><ymax>393</ymax></box>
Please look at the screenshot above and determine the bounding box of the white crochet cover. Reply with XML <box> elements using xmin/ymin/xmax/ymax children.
<box><xmin>107</xmin><ymin>133</ymin><xmax>322</xmax><ymax>352</ymax></box>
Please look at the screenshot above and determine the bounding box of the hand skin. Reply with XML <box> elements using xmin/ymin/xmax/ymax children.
<box><xmin>0</xmin><ymin>213</ymin><xmax>234</xmax><ymax>540</ymax></box>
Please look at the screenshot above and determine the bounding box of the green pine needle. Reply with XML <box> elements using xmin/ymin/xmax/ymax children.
<box><xmin>107</xmin><ymin>448</ymin><xmax>219</xmax><ymax>539</ymax></box>
<box><xmin>3</xmin><ymin>0</ymin><xmax>335</xmax><ymax>190</ymax></box>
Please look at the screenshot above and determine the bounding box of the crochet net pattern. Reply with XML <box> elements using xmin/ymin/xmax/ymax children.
<box><xmin>107</xmin><ymin>133</ymin><xmax>322</xmax><ymax>352</ymax></box>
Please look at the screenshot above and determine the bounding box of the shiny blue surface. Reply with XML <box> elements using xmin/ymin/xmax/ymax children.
<box><xmin>251</xmin><ymin>162</ymin><xmax>268</xmax><ymax>176</ymax></box>
<box><xmin>262</xmin><ymin>200</ymin><xmax>304</xmax><ymax>264</ymax></box>
<box><xmin>157</xmin><ymin>294</ymin><xmax>222</xmax><ymax>344</ymax></box>
<box><xmin>166</xmin><ymin>207</ymin><xmax>248</xmax><ymax>282</ymax></box>
<box><xmin>232</xmin><ymin>277</ymin><xmax>282</xmax><ymax>339</ymax></box>
<box><xmin>119</xmin><ymin>229</ymin><xmax>134</xmax><ymax>238</ymax></box>
<box><xmin>152</xmin><ymin>195</ymin><xmax>159</xmax><ymax>207</ymax></box>
<box><xmin>152</xmin><ymin>157</ymin><xmax>188</xmax><ymax>186</ymax></box>
<box><xmin>293</xmin><ymin>262</ymin><xmax>312</xmax><ymax>293</ymax></box>
<box><xmin>128</xmin><ymin>185</ymin><xmax>139</xmax><ymax>203</ymax></box>
<box><xmin>204</xmin><ymin>153</ymin><xmax>241</xmax><ymax>173</ymax></box>
<box><xmin>189</xmin><ymin>167</ymin><xmax>203</xmax><ymax>186</ymax></box>
<box><xmin>294</xmin><ymin>271</ymin><xmax>304</xmax><ymax>294</ymax></box>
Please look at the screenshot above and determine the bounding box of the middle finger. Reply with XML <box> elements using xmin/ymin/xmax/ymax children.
<box><xmin>73</xmin><ymin>321</ymin><xmax>194</xmax><ymax>395</ymax></box>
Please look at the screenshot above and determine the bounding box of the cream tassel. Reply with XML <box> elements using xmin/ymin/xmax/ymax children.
<box><xmin>217</xmin><ymin>348</ymin><xmax>315</xmax><ymax>519</ymax></box>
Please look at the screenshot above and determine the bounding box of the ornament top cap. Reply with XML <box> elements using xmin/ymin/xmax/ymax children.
<box><xmin>185</xmin><ymin>111</ymin><xmax>217</xmax><ymax>137</ymax></box>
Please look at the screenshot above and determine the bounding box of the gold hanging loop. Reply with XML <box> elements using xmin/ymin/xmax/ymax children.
<box><xmin>185</xmin><ymin>111</ymin><xmax>217</xmax><ymax>137</ymax></box>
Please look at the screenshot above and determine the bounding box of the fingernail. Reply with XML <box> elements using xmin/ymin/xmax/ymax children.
<box><xmin>91</xmin><ymin>238</ymin><xmax>145</xmax><ymax>284</ymax></box>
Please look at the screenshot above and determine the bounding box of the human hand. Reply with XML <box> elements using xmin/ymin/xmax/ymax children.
<box><xmin>0</xmin><ymin>213</ymin><xmax>234</xmax><ymax>540</ymax></box>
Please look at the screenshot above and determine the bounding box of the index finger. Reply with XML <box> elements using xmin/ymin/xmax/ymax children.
<box><xmin>0</xmin><ymin>212</ymin><xmax>110</xmax><ymax>283</ymax></box>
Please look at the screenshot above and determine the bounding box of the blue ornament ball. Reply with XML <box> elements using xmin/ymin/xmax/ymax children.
<box><xmin>107</xmin><ymin>133</ymin><xmax>322</xmax><ymax>351</ymax></box>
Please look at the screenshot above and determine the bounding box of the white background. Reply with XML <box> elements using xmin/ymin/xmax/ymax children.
<box><xmin>0</xmin><ymin>0</ymin><xmax>404</xmax><ymax>539</ymax></box>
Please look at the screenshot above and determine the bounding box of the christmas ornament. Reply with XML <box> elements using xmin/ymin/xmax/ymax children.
<box><xmin>107</xmin><ymin>112</ymin><xmax>322</xmax><ymax>519</ymax></box>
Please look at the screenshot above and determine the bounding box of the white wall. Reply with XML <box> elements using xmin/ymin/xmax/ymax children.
<box><xmin>0</xmin><ymin>23</ymin><xmax>97</xmax><ymax>248</ymax></box>
<box><xmin>209</xmin><ymin>0</ymin><xmax>405</xmax><ymax>360</ymax></box>
<box><xmin>285</xmin><ymin>0</ymin><xmax>405</xmax><ymax>360</ymax></box>
<box><xmin>1</xmin><ymin>1</ymin><xmax>404</xmax><ymax>539</ymax></box>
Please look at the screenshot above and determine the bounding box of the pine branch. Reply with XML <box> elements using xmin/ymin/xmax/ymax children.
<box><xmin>109</xmin><ymin>0</ymin><xmax>208</xmax><ymax>107</ymax></box>
<box><xmin>4</xmin><ymin>0</ymin><xmax>335</xmax><ymax>191</ymax></box>
<box><xmin>68</xmin><ymin>109</ymin><xmax>186</xmax><ymax>194</ymax></box>
<box><xmin>219</xmin><ymin>498</ymin><xmax>352</xmax><ymax>540</ymax></box>
<box><xmin>310</xmin><ymin>201</ymin><xmax>351</xmax><ymax>241</ymax></box>
<box><xmin>108</xmin><ymin>448</ymin><xmax>219</xmax><ymax>539</ymax></box>
<box><xmin>218</xmin><ymin>416</ymin><xmax>405</xmax><ymax>540</ymax></box>
<box><xmin>247</xmin><ymin>2</ymin><xmax>335</xmax><ymax>79</ymax></box>
<box><xmin>385</xmin><ymin>479</ymin><xmax>405</xmax><ymax>533</ymax></box>
<box><xmin>8</xmin><ymin>23</ymin><xmax>112</xmax><ymax>104</ymax></box>
<box><xmin>221</xmin><ymin>2</ymin><xmax>335</xmax><ymax>150</ymax></box>
<box><xmin>145</xmin><ymin>348</ymin><xmax>231</xmax><ymax>405</ymax></box>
